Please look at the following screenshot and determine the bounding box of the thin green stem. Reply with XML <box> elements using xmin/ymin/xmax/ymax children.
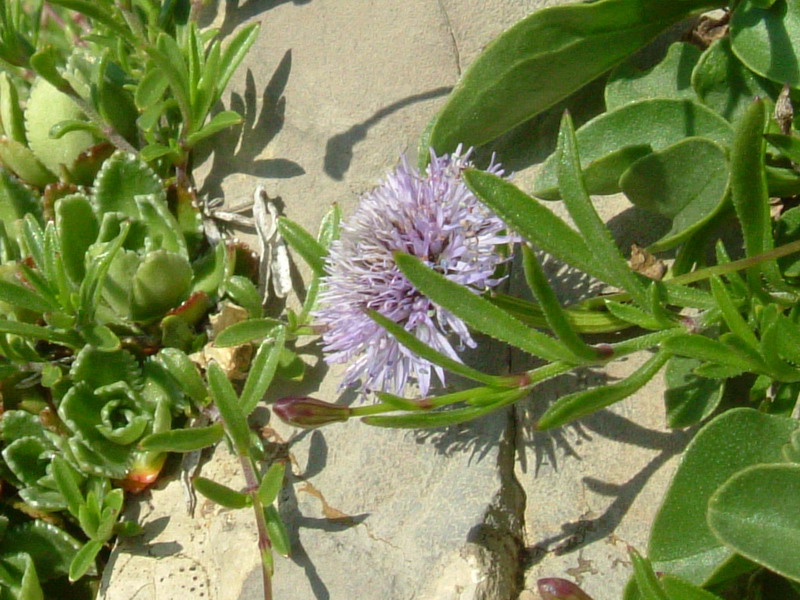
<box><xmin>239</xmin><ymin>455</ymin><xmax>273</xmax><ymax>600</ymax></box>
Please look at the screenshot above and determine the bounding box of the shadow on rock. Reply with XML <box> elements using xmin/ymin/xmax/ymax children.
<box><xmin>197</xmin><ymin>51</ymin><xmax>304</xmax><ymax>201</ymax></box>
<box><xmin>208</xmin><ymin>0</ymin><xmax>314</xmax><ymax>38</ymax></box>
<box><xmin>520</xmin><ymin>410</ymin><xmax>695</xmax><ymax>567</ymax></box>
<box><xmin>324</xmin><ymin>86</ymin><xmax>452</xmax><ymax>181</ymax></box>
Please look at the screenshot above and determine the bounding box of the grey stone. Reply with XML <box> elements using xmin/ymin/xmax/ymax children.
<box><xmin>99</xmin><ymin>1</ymin><xmax>691</xmax><ymax>599</ymax></box>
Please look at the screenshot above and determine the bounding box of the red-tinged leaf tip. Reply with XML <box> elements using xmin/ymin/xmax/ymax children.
<box><xmin>120</xmin><ymin>454</ymin><xmax>168</xmax><ymax>494</ymax></box>
<box><xmin>273</xmin><ymin>396</ymin><xmax>351</xmax><ymax>429</ymax></box>
<box><xmin>594</xmin><ymin>344</ymin><xmax>614</xmax><ymax>360</ymax></box>
<box><xmin>537</xmin><ymin>578</ymin><xmax>595</xmax><ymax>600</ymax></box>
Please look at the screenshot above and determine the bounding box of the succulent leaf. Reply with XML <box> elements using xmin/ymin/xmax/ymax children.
<box><xmin>130</xmin><ymin>250</ymin><xmax>192</xmax><ymax>322</ymax></box>
<box><xmin>55</xmin><ymin>194</ymin><xmax>98</xmax><ymax>284</ymax></box>
<box><xmin>92</xmin><ymin>151</ymin><xmax>164</xmax><ymax>220</ymax></box>
<box><xmin>24</xmin><ymin>79</ymin><xmax>97</xmax><ymax>180</ymax></box>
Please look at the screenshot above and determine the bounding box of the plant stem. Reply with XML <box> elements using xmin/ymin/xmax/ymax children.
<box><xmin>239</xmin><ymin>454</ymin><xmax>273</xmax><ymax>600</ymax></box>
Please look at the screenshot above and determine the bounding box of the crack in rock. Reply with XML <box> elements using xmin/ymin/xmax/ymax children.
<box><xmin>466</xmin><ymin>408</ymin><xmax>527</xmax><ymax>600</ymax></box>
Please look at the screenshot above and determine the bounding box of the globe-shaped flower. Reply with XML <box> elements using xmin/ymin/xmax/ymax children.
<box><xmin>315</xmin><ymin>147</ymin><xmax>514</xmax><ymax>396</ymax></box>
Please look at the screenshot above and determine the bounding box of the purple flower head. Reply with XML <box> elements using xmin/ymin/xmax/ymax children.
<box><xmin>315</xmin><ymin>146</ymin><xmax>514</xmax><ymax>396</ymax></box>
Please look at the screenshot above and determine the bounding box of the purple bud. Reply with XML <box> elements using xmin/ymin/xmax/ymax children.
<box><xmin>273</xmin><ymin>397</ymin><xmax>351</xmax><ymax>429</ymax></box>
<box><xmin>537</xmin><ymin>578</ymin><xmax>595</xmax><ymax>600</ymax></box>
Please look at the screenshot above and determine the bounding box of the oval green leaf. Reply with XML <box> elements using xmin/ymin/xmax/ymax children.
<box><xmin>708</xmin><ymin>463</ymin><xmax>800</xmax><ymax>582</ymax></box>
<box><xmin>534</xmin><ymin>99</ymin><xmax>733</xmax><ymax>198</ymax></box>
<box><xmin>620</xmin><ymin>137</ymin><xmax>730</xmax><ymax>251</ymax></box>
<box><xmin>193</xmin><ymin>476</ymin><xmax>249</xmax><ymax>509</ymax></box>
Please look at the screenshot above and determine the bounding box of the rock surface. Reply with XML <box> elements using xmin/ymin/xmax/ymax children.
<box><xmin>99</xmin><ymin>1</ymin><xmax>690</xmax><ymax>599</ymax></box>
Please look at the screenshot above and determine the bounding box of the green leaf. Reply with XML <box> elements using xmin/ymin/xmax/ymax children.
<box><xmin>463</xmin><ymin>169</ymin><xmax>598</xmax><ymax>279</ymax></box>
<box><xmin>422</xmin><ymin>0</ymin><xmax>723</xmax><ymax>161</ymax></box>
<box><xmin>534</xmin><ymin>99</ymin><xmax>733</xmax><ymax>198</ymax></box>
<box><xmin>257</xmin><ymin>461</ymin><xmax>286</xmax><ymax>506</ymax></box>
<box><xmin>709</xmin><ymin>276</ymin><xmax>758</xmax><ymax>348</ymax></box>
<box><xmin>765</xmin><ymin>133</ymin><xmax>800</xmax><ymax>164</ymax></box>
<box><xmin>536</xmin><ymin>350</ymin><xmax>669</xmax><ymax>430</ymax></box>
<box><xmin>277</xmin><ymin>217</ymin><xmax>326</xmax><ymax>277</ymax></box>
<box><xmin>729</xmin><ymin>98</ymin><xmax>783</xmax><ymax>290</ymax></box>
<box><xmin>556</xmin><ymin>111</ymin><xmax>648</xmax><ymax>306</ymax></box>
<box><xmin>692</xmin><ymin>37</ymin><xmax>777</xmax><ymax>122</ymax></box>
<box><xmin>135</xmin><ymin>67</ymin><xmax>169</xmax><ymax>110</ymax></box>
<box><xmin>93</xmin><ymin>151</ymin><xmax>164</xmax><ymax>220</ymax></box>
<box><xmin>136</xmin><ymin>194</ymin><xmax>188</xmax><ymax>257</ymax></box>
<box><xmin>218</xmin><ymin>23</ymin><xmax>260</xmax><ymax>96</ymax></box>
<box><xmin>663</xmin><ymin>334</ymin><xmax>762</xmax><ymax>372</ymax></box>
<box><xmin>240</xmin><ymin>329</ymin><xmax>286</xmax><ymax>415</ymax></box>
<box><xmin>56</xmin><ymin>193</ymin><xmax>98</xmax><ymax>284</ymax></box>
<box><xmin>0</xmin><ymin>319</ymin><xmax>78</xmax><ymax>347</ymax></box>
<box><xmin>193</xmin><ymin>477</ymin><xmax>249</xmax><ymax>509</ymax></box>
<box><xmin>730</xmin><ymin>0</ymin><xmax>800</xmax><ymax>88</ymax></box>
<box><xmin>139</xmin><ymin>423</ymin><xmax>224</xmax><ymax>452</ymax></box>
<box><xmin>68</xmin><ymin>539</ymin><xmax>102</xmax><ymax>582</ymax></box>
<box><xmin>214</xmin><ymin>318</ymin><xmax>282</xmax><ymax>348</ymax></box>
<box><xmin>0</xmin><ymin>280</ymin><xmax>57</xmax><ymax>314</ymax></box>
<box><xmin>630</xmin><ymin>548</ymin><xmax>670</xmax><ymax>600</ymax></box>
<box><xmin>264</xmin><ymin>504</ymin><xmax>290</xmax><ymax>557</ymax></box>
<box><xmin>521</xmin><ymin>245</ymin><xmax>598</xmax><ymax>362</ymax></box>
<box><xmin>146</xmin><ymin>33</ymin><xmax>191</xmax><ymax>121</ymax></box>
<box><xmin>207</xmin><ymin>361</ymin><xmax>250</xmax><ymax>454</ymax></box>
<box><xmin>364</xmin><ymin>389</ymin><xmax>526</xmax><ymax>428</ymax></box>
<box><xmin>619</xmin><ymin>137</ymin><xmax>730</xmax><ymax>252</ymax></box>
<box><xmin>51</xmin><ymin>456</ymin><xmax>84</xmax><ymax>519</ymax></box>
<box><xmin>45</xmin><ymin>0</ymin><xmax>132</xmax><ymax>43</ymax></box>
<box><xmin>658</xmin><ymin>575</ymin><xmax>724</xmax><ymax>600</ymax></box>
<box><xmin>0</xmin><ymin>520</ymin><xmax>81</xmax><ymax>581</ymax></box>
<box><xmin>664</xmin><ymin>356</ymin><xmax>724</xmax><ymax>428</ymax></box>
<box><xmin>223</xmin><ymin>275</ymin><xmax>263</xmax><ymax>319</ymax></box>
<box><xmin>185</xmin><ymin>110</ymin><xmax>242</xmax><ymax>147</ymax></box>
<box><xmin>708</xmin><ymin>463</ymin><xmax>800</xmax><ymax>582</ymax></box>
<box><xmin>156</xmin><ymin>348</ymin><xmax>209</xmax><ymax>405</ymax></box>
<box><xmin>605</xmin><ymin>41</ymin><xmax>701</xmax><ymax>109</ymax></box>
<box><xmin>649</xmin><ymin>408</ymin><xmax>797</xmax><ymax>585</ymax></box>
<box><xmin>395</xmin><ymin>252</ymin><xmax>575</xmax><ymax>363</ymax></box>
<box><xmin>0</xmin><ymin>72</ymin><xmax>26</xmax><ymax>144</ymax></box>
<box><xmin>130</xmin><ymin>250</ymin><xmax>192</xmax><ymax>322</ymax></box>
<box><xmin>367</xmin><ymin>310</ymin><xmax>514</xmax><ymax>387</ymax></box>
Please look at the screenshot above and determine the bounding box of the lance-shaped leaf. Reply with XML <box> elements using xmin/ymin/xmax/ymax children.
<box><xmin>139</xmin><ymin>423</ymin><xmax>225</xmax><ymax>453</ymax></box>
<box><xmin>207</xmin><ymin>361</ymin><xmax>250</xmax><ymax>454</ymax></box>
<box><xmin>730</xmin><ymin>99</ymin><xmax>782</xmax><ymax>288</ymax></box>
<box><xmin>395</xmin><ymin>252</ymin><xmax>576</xmax><ymax>363</ymax></box>
<box><xmin>630</xmin><ymin>548</ymin><xmax>670</xmax><ymax>600</ymax></box>
<box><xmin>709</xmin><ymin>276</ymin><xmax>758</xmax><ymax>349</ymax></box>
<box><xmin>708</xmin><ymin>463</ymin><xmax>800</xmax><ymax>583</ymax></box>
<box><xmin>277</xmin><ymin>217</ymin><xmax>326</xmax><ymax>276</ymax></box>
<box><xmin>240</xmin><ymin>328</ymin><xmax>286</xmax><ymax>415</ymax></box>
<box><xmin>193</xmin><ymin>477</ymin><xmax>249</xmax><ymax>509</ymax></box>
<box><xmin>258</xmin><ymin>461</ymin><xmax>286</xmax><ymax>506</ymax></box>
<box><xmin>0</xmin><ymin>279</ymin><xmax>57</xmax><ymax>314</ymax></box>
<box><xmin>536</xmin><ymin>350</ymin><xmax>669</xmax><ymax>429</ymax></box>
<box><xmin>521</xmin><ymin>245</ymin><xmax>599</xmax><ymax>362</ymax></box>
<box><xmin>68</xmin><ymin>540</ymin><xmax>102</xmax><ymax>582</ymax></box>
<box><xmin>214</xmin><ymin>318</ymin><xmax>282</xmax><ymax>348</ymax></box>
<box><xmin>156</xmin><ymin>348</ymin><xmax>208</xmax><ymax>406</ymax></box>
<box><xmin>368</xmin><ymin>310</ymin><xmax>516</xmax><ymax>387</ymax></box>
<box><xmin>264</xmin><ymin>504</ymin><xmax>290</xmax><ymax>557</ymax></box>
<box><xmin>463</xmin><ymin>168</ymin><xmax>600</xmax><ymax>281</ymax></box>
<box><xmin>662</xmin><ymin>334</ymin><xmax>762</xmax><ymax>373</ymax></box>
<box><xmin>421</xmin><ymin>0</ymin><xmax>724</xmax><ymax>161</ymax></box>
<box><xmin>556</xmin><ymin>112</ymin><xmax>648</xmax><ymax>307</ymax></box>
<box><xmin>364</xmin><ymin>389</ymin><xmax>526</xmax><ymax>429</ymax></box>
